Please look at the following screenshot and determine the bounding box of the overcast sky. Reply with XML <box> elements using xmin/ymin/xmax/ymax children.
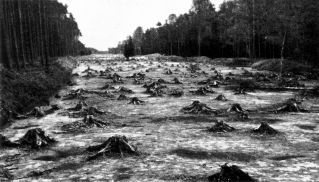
<box><xmin>58</xmin><ymin>0</ymin><xmax>225</xmax><ymax>51</ymax></box>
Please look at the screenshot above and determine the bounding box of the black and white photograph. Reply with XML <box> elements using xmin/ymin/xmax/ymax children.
<box><xmin>0</xmin><ymin>0</ymin><xmax>319</xmax><ymax>181</ymax></box>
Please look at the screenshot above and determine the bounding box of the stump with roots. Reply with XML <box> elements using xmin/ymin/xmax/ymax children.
<box><xmin>86</xmin><ymin>135</ymin><xmax>139</xmax><ymax>160</ymax></box>
<box><xmin>275</xmin><ymin>99</ymin><xmax>307</xmax><ymax>113</ymax></box>
<box><xmin>118</xmin><ymin>94</ymin><xmax>129</xmax><ymax>100</ymax></box>
<box><xmin>83</xmin><ymin>115</ymin><xmax>109</xmax><ymax>128</ymax></box>
<box><xmin>164</xmin><ymin>69</ymin><xmax>173</xmax><ymax>75</ymax></box>
<box><xmin>118</xmin><ymin>87</ymin><xmax>134</xmax><ymax>94</ymax></box>
<box><xmin>215</xmin><ymin>94</ymin><xmax>227</xmax><ymax>101</ymax></box>
<box><xmin>208</xmin><ymin>121</ymin><xmax>235</xmax><ymax>133</ymax></box>
<box><xmin>227</xmin><ymin>103</ymin><xmax>245</xmax><ymax>113</ymax></box>
<box><xmin>181</xmin><ymin>101</ymin><xmax>217</xmax><ymax>115</ymax></box>
<box><xmin>128</xmin><ymin>97</ymin><xmax>145</xmax><ymax>105</ymax></box>
<box><xmin>190</xmin><ymin>86</ymin><xmax>215</xmax><ymax>95</ymax></box>
<box><xmin>25</xmin><ymin>107</ymin><xmax>45</xmax><ymax>118</ymax></box>
<box><xmin>208</xmin><ymin>163</ymin><xmax>256</xmax><ymax>182</ymax></box>
<box><xmin>17</xmin><ymin>128</ymin><xmax>56</xmax><ymax>149</ymax></box>
<box><xmin>99</xmin><ymin>84</ymin><xmax>115</xmax><ymax>90</ymax></box>
<box><xmin>69</xmin><ymin>106</ymin><xmax>105</xmax><ymax>118</ymax></box>
<box><xmin>82</xmin><ymin>66</ymin><xmax>97</xmax><ymax>73</ymax></box>
<box><xmin>111</xmin><ymin>73</ymin><xmax>123</xmax><ymax>83</ymax></box>
<box><xmin>173</xmin><ymin>77</ymin><xmax>182</xmax><ymax>84</ymax></box>
<box><xmin>167</xmin><ymin>88</ymin><xmax>184</xmax><ymax>97</ymax></box>
<box><xmin>0</xmin><ymin>134</ymin><xmax>19</xmax><ymax>147</ymax></box>
<box><xmin>252</xmin><ymin>122</ymin><xmax>279</xmax><ymax>135</ymax></box>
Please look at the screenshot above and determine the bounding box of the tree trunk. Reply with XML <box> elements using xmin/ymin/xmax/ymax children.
<box><xmin>18</xmin><ymin>0</ymin><xmax>26</xmax><ymax>68</ymax></box>
<box><xmin>280</xmin><ymin>31</ymin><xmax>287</xmax><ymax>78</ymax></box>
<box><xmin>197</xmin><ymin>28</ymin><xmax>201</xmax><ymax>56</ymax></box>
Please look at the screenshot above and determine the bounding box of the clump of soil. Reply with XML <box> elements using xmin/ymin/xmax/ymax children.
<box><xmin>190</xmin><ymin>86</ymin><xmax>215</xmax><ymax>95</ymax></box>
<box><xmin>215</xmin><ymin>94</ymin><xmax>227</xmax><ymax>101</ymax></box>
<box><xmin>181</xmin><ymin>101</ymin><xmax>217</xmax><ymax>115</ymax></box>
<box><xmin>0</xmin><ymin>134</ymin><xmax>19</xmax><ymax>147</ymax></box>
<box><xmin>252</xmin><ymin>122</ymin><xmax>279</xmax><ymax>135</ymax></box>
<box><xmin>86</xmin><ymin>135</ymin><xmax>139</xmax><ymax>160</ymax></box>
<box><xmin>208</xmin><ymin>121</ymin><xmax>235</xmax><ymax>133</ymax></box>
<box><xmin>17</xmin><ymin>128</ymin><xmax>56</xmax><ymax>149</ymax></box>
<box><xmin>128</xmin><ymin>97</ymin><xmax>145</xmax><ymax>105</ymax></box>
<box><xmin>208</xmin><ymin>163</ymin><xmax>256</xmax><ymax>182</ymax></box>
<box><xmin>118</xmin><ymin>94</ymin><xmax>129</xmax><ymax>100</ymax></box>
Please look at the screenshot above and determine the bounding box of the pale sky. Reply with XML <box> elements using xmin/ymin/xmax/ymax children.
<box><xmin>58</xmin><ymin>0</ymin><xmax>225</xmax><ymax>51</ymax></box>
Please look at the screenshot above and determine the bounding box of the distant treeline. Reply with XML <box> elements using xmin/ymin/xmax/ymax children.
<box><xmin>110</xmin><ymin>0</ymin><xmax>319</xmax><ymax>67</ymax></box>
<box><xmin>0</xmin><ymin>0</ymin><xmax>91</xmax><ymax>70</ymax></box>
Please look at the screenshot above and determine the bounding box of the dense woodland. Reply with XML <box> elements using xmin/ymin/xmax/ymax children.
<box><xmin>0</xmin><ymin>0</ymin><xmax>91</xmax><ymax>70</ymax></box>
<box><xmin>110</xmin><ymin>0</ymin><xmax>319</xmax><ymax>67</ymax></box>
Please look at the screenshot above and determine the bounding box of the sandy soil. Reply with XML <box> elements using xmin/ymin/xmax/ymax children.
<box><xmin>1</xmin><ymin>54</ymin><xmax>318</xmax><ymax>182</ymax></box>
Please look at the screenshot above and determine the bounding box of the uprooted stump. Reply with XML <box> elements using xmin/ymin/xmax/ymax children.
<box><xmin>252</xmin><ymin>122</ymin><xmax>279</xmax><ymax>135</ymax></box>
<box><xmin>86</xmin><ymin>135</ymin><xmax>139</xmax><ymax>160</ymax></box>
<box><xmin>0</xmin><ymin>134</ymin><xmax>19</xmax><ymax>147</ymax></box>
<box><xmin>118</xmin><ymin>94</ymin><xmax>129</xmax><ymax>100</ymax></box>
<box><xmin>208</xmin><ymin>163</ymin><xmax>256</xmax><ymax>182</ymax></box>
<box><xmin>17</xmin><ymin>128</ymin><xmax>56</xmax><ymax>149</ymax></box>
<box><xmin>275</xmin><ymin>99</ymin><xmax>307</xmax><ymax>113</ymax></box>
<box><xmin>215</xmin><ymin>94</ymin><xmax>227</xmax><ymax>101</ymax></box>
<box><xmin>208</xmin><ymin>121</ymin><xmax>235</xmax><ymax>133</ymax></box>
<box><xmin>190</xmin><ymin>86</ymin><xmax>215</xmax><ymax>95</ymax></box>
<box><xmin>128</xmin><ymin>97</ymin><xmax>145</xmax><ymax>105</ymax></box>
<box><xmin>181</xmin><ymin>101</ymin><xmax>217</xmax><ymax>115</ymax></box>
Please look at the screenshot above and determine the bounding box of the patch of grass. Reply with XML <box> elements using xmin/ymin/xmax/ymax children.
<box><xmin>252</xmin><ymin>59</ymin><xmax>311</xmax><ymax>74</ymax></box>
<box><xmin>0</xmin><ymin>61</ymin><xmax>73</xmax><ymax>127</ymax></box>
<box><xmin>170</xmin><ymin>148</ymin><xmax>256</xmax><ymax>162</ymax></box>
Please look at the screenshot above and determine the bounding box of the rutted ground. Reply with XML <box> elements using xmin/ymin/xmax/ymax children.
<box><xmin>1</xmin><ymin>54</ymin><xmax>318</xmax><ymax>182</ymax></box>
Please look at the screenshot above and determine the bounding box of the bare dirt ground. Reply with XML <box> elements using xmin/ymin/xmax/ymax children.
<box><xmin>1</xmin><ymin>54</ymin><xmax>318</xmax><ymax>181</ymax></box>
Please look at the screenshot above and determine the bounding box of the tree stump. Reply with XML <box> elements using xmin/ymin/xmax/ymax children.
<box><xmin>208</xmin><ymin>163</ymin><xmax>256</xmax><ymax>182</ymax></box>
<box><xmin>208</xmin><ymin>121</ymin><xmax>235</xmax><ymax>133</ymax></box>
<box><xmin>190</xmin><ymin>86</ymin><xmax>215</xmax><ymax>95</ymax></box>
<box><xmin>118</xmin><ymin>87</ymin><xmax>134</xmax><ymax>94</ymax></box>
<box><xmin>128</xmin><ymin>97</ymin><xmax>145</xmax><ymax>105</ymax></box>
<box><xmin>25</xmin><ymin>107</ymin><xmax>45</xmax><ymax>118</ymax></box>
<box><xmin>252</xmin><ymin>122</ymin><xmax>279</xmax><ymax>135</ymax></box>
<box><xmin>17</xmin><ymin>128</ymin><xmax>56</xmax><ymax>149</ymax></box>
<box><xmin>99</xmin><ymin>84</ymin><xmax>115</xmax><ymax>90</ymax></box>
<box><xmin>173</xmin><ymin>77</ymin><xmax>182</xmax><ymax>84</ymax></box>
<box><xmin>86</xmin><ymin>135</ymin><xmax>139</xmax><ymax>160</ymax></box>
<box><xmin>275</xmin><ymin>99</ymin><xmax>307</xmax><ymax>113</ymax></box>
<box><xmin>215</xmin><ymin>94</ymin><xmax>227</xmax><ymax>101</ymax></box>
<box><xmin>181</xmin><ymin>101</ymin><xmax>217</xmax><ymax>115</ymax></box>
<box><xmin>83</xmin><ymin>115</ymin><xmax>109</xmax><ymax>128</ymax></box>
<box><xmin>68</xmin><ymin>101</ymin><xmax>88</xmax><ymax>111</ymax></box>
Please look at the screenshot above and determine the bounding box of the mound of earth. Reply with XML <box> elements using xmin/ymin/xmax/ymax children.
<box><xmin>252</xmin><ymin>122</ymin><xmax>279</xmax><ymax>135</ymax></box>
<box><xmin>208</xmin><ymin>121</ymin><xmax>235</xmax><ymax>133</ymax></box>
<box><xmin>86</xmin><ymin>135</ymin><xmax>139</xmax><ymax>160</ymax></box>
<box><xmin>208</xmin><ymin>163</ymin><xmax>256</xmax><ymax>182</ymax></box>
<box><xmin>181</xmin><ymin>101</ymin><xmax>217</xmax><ymax>115</ymax></box>
<box><xmin>17</xmin><ymin>128</ymin><xmax>56</xmax><ymax>149</ymax></box>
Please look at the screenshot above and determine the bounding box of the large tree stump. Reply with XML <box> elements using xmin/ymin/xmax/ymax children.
<box><xmin>227</xmin><ymin>103</ymin><xmax>248</xmax><ymax>119</ymax></box>
<box><xmin>86</xmin><ymin>135</ymin><xmax>139</xmax><ymax>160</ymax></box>
<box><xmin>208</xmin><ymin>163</ymin><xmax>256</xmax><ymax>182</ymax></box>
<box><xmin>208</xmin><ymin>121</ymin><xmax>235</xmax><ymax>133</ymax></box>
<box><xmin>252</xmin><ymin>122</ymin><xmax>279</xmax><ymax>135</ymax></box>
<box><xmin>181</xmin><ymin>101</ymin><xmax>217</xmax><ymax>115</ymax></box>
<box><xmin>128</xmin><ymin>97</ymin><xmax>145</xmax><ymax>105</ymax></box>
<box><xmin>172</xmin><ymin>77</ymin><xmax>182</xmax><ymax>84</ymax></box>
<box><xmin>17</xmin><ymin>128</ymin><xmax>56</xmax><ymax>149</ymax></box>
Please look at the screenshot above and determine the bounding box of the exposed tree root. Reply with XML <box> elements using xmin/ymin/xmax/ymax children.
<box><xmin>17</xmin><ymin>128</ymin><xmax>56</xmax><ymax>149</ymax></box>
<box><xmin>181</xmin><ymin>101</ymin><xmax>217</xmax><ymax>115</ymax></box>
<box><xmin>208</xmin><ymin>163</ymin><xmax>256</xmax><ymax>182</ymax></box>
<box><xmin>86</xmin><ymin>135</ymin><xmax>139</xmax><ymax>160</ymax></box>
<box><xmin>252</xmin><ymin>122</ymin><xmax>279</xmax><ymax>135</ymax></box>
<box><xmin>128</xmin><ymin>97</ymin><xmax>145</xmax><ymax>105</ymax></box>
<box><xmin>208</xmin><ymin>121</ymin><xmax>235</xmax><ymax>133</ymax></box>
